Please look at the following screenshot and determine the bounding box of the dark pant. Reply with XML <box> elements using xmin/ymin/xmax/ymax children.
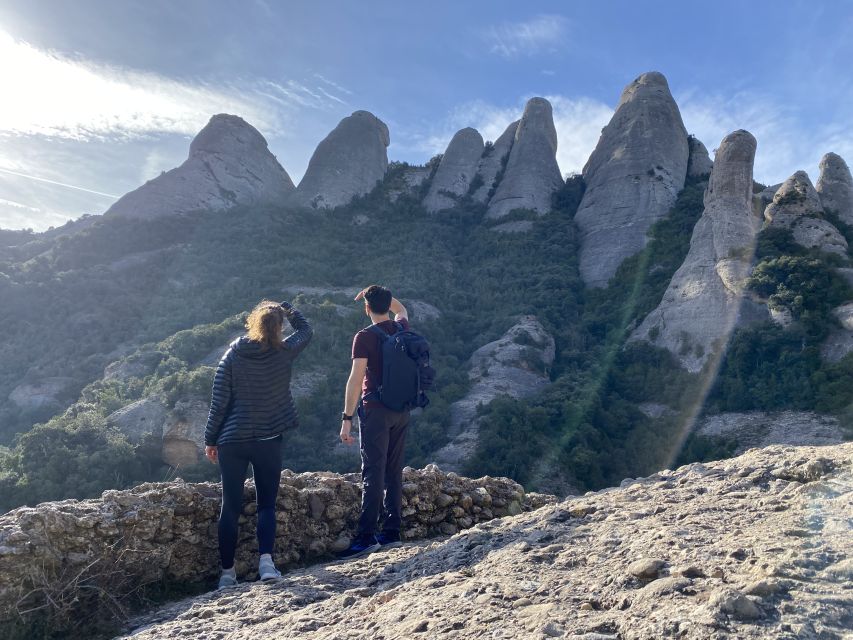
<box><xmin>357</xmin><ymin>405</ymin><xmax>410</xmax><ymax>536</ymax></box>
<box><xmin>217</xmin><ymin>436</ymin><xmax>282</xmax><ymax>569</ymax></box>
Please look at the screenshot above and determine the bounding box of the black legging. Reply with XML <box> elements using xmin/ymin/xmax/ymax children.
<box><xmin>217</xmin><ymin>436</ymin><xmax>282</xmax><ymax>569</ymax></box>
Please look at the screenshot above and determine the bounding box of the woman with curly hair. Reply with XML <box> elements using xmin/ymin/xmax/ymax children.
<box><xmin>203</xmin><ymin>299</ymin><xmax>313</xmax><ymax>588</ymax></box>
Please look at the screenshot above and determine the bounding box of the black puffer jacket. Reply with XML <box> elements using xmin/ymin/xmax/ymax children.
<box><xmin>204</xmin><ymin>304</ymin><xmax>313</xmax><ymax>446</ymax></box>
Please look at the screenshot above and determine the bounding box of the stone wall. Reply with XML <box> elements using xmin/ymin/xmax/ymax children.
<box><xmin>0</xmin><ymin>466</ymin><xmax>550</xmax><ymax>626</ymax></box>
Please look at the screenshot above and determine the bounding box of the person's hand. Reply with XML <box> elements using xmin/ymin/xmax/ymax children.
<box><xmin>340</xmin><ymin>420</ymin><xmax>356</xmax><ymax>446</ymax></box>
<box><xmin>205</xmin><ymin>446</ymin><xmax>218</xmax><ymax>463</ymax></box>
<box><xmin>354</xmin><ymin>289</ymin><xmax>366</xmax><ymax>302</ymax></box>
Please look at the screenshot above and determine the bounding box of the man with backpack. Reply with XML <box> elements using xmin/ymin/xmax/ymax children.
<box><xmin>338</xmin><ymin>285</ymin><xmax>432</xmax><ymax>559</ymax></box>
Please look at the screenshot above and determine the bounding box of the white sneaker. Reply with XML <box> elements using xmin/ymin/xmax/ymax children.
<box><xmin>217</xmin><ymin>570</ymin><xmax>238</xmax><ymax>589</ymax></box>
<box><xmin>259</xmin><ymin>554</ymin><xmax>281</xmax><ymax>582</ymax></box>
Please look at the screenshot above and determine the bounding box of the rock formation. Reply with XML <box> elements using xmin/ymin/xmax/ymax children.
<box><xmin>0</xmin><ymin>467</ymin><xmax>543</xmax><ymax>634</ymax></box>
<box><xmin>471</xmin><ymin>120</ymin><xmax>518</xmax><ymax>203</ymax></box>
<box><xmin>486</xmin><ymin>99</ymin><xmax>563</xmax><ymax>219</ymax></box>
<box><xmin>815</xmin><ymin>152</ymin><xmax>853</xmax><ymax>225</ymax></box>
<box><xmin>687</xmin><ymin>135</ymin><xmax>714</xmax><ymax>177</ymax></box>
<box><xmin>7</xmin><ymin>376</ymin><xmax>76</xmax><ymax>412</ymax></box>
<box><xmin>696</xmin><ymin>411</ymin><xmax>844</xmax><ymax>454</ymax></box>
<box><xmin>575</xmin><ymin>71</ymin><xmax>690</xmax><ymax>287</ymax></box>
<box><xmin>105</xmin><ymin>114</ymin><xmax>294</xmax><ymax>219</ymax></box>
<box><xmin>432</xmin><ymin>316</ymin><xmax>555</xmax><ymax>472</ymax></box>
<box><xmin>292</xmin><ymin>110</ymin><xmax>390</xmax><ymax>209</ymax></box>
<box><xmin>764</xmin><ymin>171</ymin><xmax>848</xmax><ymax>256</ymax></box>
<box><xmin>632</xmin><ymin>130</ymin><xmax>766</xmax><ymax>372</ymax></box>
<box><xmin>117</xmin><ymin>443</ymin><xmax>852</xmax><ymax>640</ymax></box>
<box><xmin>423</xmin><ymin>128</ymin><xmax>484</xmax><ymax>212</ymax></box>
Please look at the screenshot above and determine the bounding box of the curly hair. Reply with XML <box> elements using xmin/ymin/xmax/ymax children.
<box><xmin>246</xmin><ymin>300</ymin><xmax>285</xmax><ymax>349</ymax></box>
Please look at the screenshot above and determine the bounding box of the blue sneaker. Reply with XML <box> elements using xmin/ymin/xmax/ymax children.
<box><xmin>376</xmin><ymin>530</ymin><xmax>403</xmax><ymax>549</ymax></box>
<box><xmin>336</xmin><ymin>533</ymin><xmax>380</xmax><ymax>560</ymax></box>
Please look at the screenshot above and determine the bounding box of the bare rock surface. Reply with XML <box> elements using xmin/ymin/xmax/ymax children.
<box><xmin>7</xmin><ymin>376</ymin><xmax>76</xmax><ymax>411</ymax></box>
<box><xmin>387</xmin><ymin>165</ymin><xmax>431</xmax><ymax>202</ymax></box>
<box><xmin>472</xmin><ymin>120</ymin><xmax>518</xmax><ymax>203</ymax></box>
<box><xmin>696</xmin><ymin>411</ymin><xmax>845</xmax><ymax>454</ymax></box>
<box><xmin>105</xmin><ymin>114</ymin><xmax>294</xmax><ymax>219</ymax></box>
<box><xmin>107</xmin><ymin>395</ymin><xmax>169</xmax><ymax>443</ymax></box>
<box><xmin>423</xmin><ymin>128</ymin><xmax>484</xmax><ymax>212</ymax></box>
<box><xmin>575</xmin><ymin>72</ymin><xmax>690</xmax><ymax>287</ymax></box>
<box><xmin>119</xmin><ymin>443</ymin><xmax>853</xmax><ymax>640</ymax></box>
<box><xmin>432</xmin><ymin>317</ymin><xmax>555</xmax><ymax>472</ymax></box>
<box><xmin>633</xmin><ymin>130</ymin><xmax>767</xmax><ymax>372</ymax></box>
<box><xmin>816</xmin><ymin>152</ymin><xmax>853</xmax><ymax>225</ymax></box>
<box><xmin>821</xmin><ymin>327</ymin><xmax>853</xmax><ymax>363</ymax></box>
<box><xmin>764</xmin><ymin>171</ymin><xmax>848</xmax><ymax>256</ymax></box>
<box><xmin>292</xmin><ymin>110</ymin><xmax>390</xmax><ymax>209</ymax></box>
<box><xmin>0</xmin><ymin>467</ymin><xmax>533</xmax><ymax>633</ymax></box>
<box><xmin>486</xmin><ymin>99</ymin><xmax>562</xmax><ymax>219</ymax></box>
<box><xmin>687</xmin><ymin>136</ymin><xmax>713</xmax><ymax>177</ymax></box>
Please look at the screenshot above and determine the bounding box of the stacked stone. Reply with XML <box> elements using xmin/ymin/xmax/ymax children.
<box><xmin>0</xmin><ymin>467</ymin><xmax>532</xmax><ymax>624</ymax></box>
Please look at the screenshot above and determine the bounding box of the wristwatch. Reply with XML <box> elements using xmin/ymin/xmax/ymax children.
<box><xmin>341</xmin><ymin>412</ymin><xmax>353</xmax><ymax>421</ymax></box>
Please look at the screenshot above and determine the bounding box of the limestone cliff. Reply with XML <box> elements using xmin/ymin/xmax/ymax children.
<box><xmin>471</xmin><ymin>120</ymin><xmax>518</xmax><ymax>203</ymax></box>
<box><xmin>105</xmin><ymin>114</ymin><xmax>294</xmax><ymax>219</ymax></box>
<box><xmin>632</xmin><ymin>130</ymin><xmax>767</xmax><ymax>372</ymax></box>
<box><xmin>764</xmin><ymin>171</ymin><xmax>848</xmax><ymax>256</ymax></box>
<box><xmin>575</xmin><ymin>72</ymin><xmax>690</xmax><ymax>287</ymax></box>
<box><xmin>687</xmin><ymin>135</ymin><xmax>714</xmax><ymax>177</ymax></box>
<box><xmin>815</xmin><ymin>152</ymin><xmax>853</xmax><ymax>225</ymax></box>
<box><xmin>423</xmin><ymin>128</ymin><xmax>484</xmax><ymax>212</ymax></box>
<box><xmin>292</xmin><ymin>110</ymin><xmax>390</xmax><ymax>209</ymax></box>
<box><xmin>118</xmin><ymin>443</ymin><xmax>853</xmax><ymax>640</ymax></box>
<box><xmin>486</xmin><ymin>99</ymin><xmax>563</xmax><ymax>219</ymax></box>
<box><xmin>432</xmin><ymin>316</ymin><xmax>555</xmax><ymax>472</ymax></box>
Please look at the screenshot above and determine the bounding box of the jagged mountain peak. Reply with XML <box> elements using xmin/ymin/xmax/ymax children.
<box><xmin>105</xmin><ymin>113</ymin><xmax>294</xmax><ymax>219</ymax></box>
<box><xmin>423</xmin><ymin>127</ymin><xmax>484</xmax><ymax>213</ymax></box>
<box><xmin>291</xmin><ymin>109</ymin><xmax>390</xmax><ymax>209</ymax></box>
<box><xmin>575</xmin><ymin>69</ymin><xmax>690</xmax><ymax>287</ymax></box>
<box><xmin>816</xmin><ymin>151</ymin><xmax>853</xmax><ymax>225</ymax></box>
<box><xmin>188</xmin><ymin>113</ymin><xmax>272</xmax><ymax>157</ymax></box>
<box><xmin>485</xmin><ymin>96</ymin><xmax>563</xmax><ymax>219</ymax></box>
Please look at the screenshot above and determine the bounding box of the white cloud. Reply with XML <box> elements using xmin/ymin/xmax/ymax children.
<box><xmin>0</xmin><ymin>30</ymin><xmax>348</xmax><ymax>142</ymax></box>
<box><xmin>481</xmin><ymin>15</ymin><xmax>569</xmax><ymax>59</ymax></box>
<box><xmin>678</xmin><ymin>89</ymin><xmax>853</xmax><ymax>187</ymax></box>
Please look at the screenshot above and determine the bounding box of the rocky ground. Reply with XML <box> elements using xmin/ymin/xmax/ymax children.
<box><xmin>120</xmin><ymin>443</ymin><xmax>852</xmax><ymax>639</ymax></box>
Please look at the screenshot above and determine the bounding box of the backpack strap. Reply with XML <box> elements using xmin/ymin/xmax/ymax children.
<box><xmin>367</xmin><ymin>324</ymin><xmax>390</xmax><ymax>341</ymax></box>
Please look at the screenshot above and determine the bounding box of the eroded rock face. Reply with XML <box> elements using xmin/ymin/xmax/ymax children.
<box><xmin>7</xmin><ymin>376</ymin><xmax>76</xmax><ymax>412</ymax></box>
<box><xmin>687</xmin><ymin>136</ymin><xmax>714</xmax><ymax>177</ymax></box>
<box><xmin>107</xmin><ymin>396</ymin><xmax>169</xmax><ymax>443</ymax></box>
<box><xmin>696</xmin><ymin>411</ymin><xmax>844</xmax><ymax>454</ymax></box>
<box><xmin>432</xmin><ymin>316</ymin><xmax>555</xmax><ymax>472</ymax></box>
<box><xmin>575</xmin><ymin>71</ymin><xmax>690</xmax><ymax>287</ymax></box>
<box><xmin>105</xmin><ymin>114</ymin><xmax>294</xmax><ymax>219</ymax></box>
<box><xmin>292</xmin><ymin>110</ymin><xmax>390</xmax><ymax>209</ymax></box>
<box><xmin>632</xmin><ymin>130</ymin><xmax>767</xmax><ymax>372</ymax></box>
<box><xmin>486</xmin><ymin>99</ymin><xmax>562</xmax><ymax>219</ymax></box>
<box><xmin>120</xmin><ymin>443</ymin><xmax>853</xmax><ymax>640</ymax></box>
<box><xmin>816</xmin><ymin>152</ymin><xmax>853</xmax><ymax>225</ymax></box>
<box><xmin>472</xmin><ymin>120</ymin><xmax>518</xmax><ymax>203</ymax></box>
<box><xmin>765</xmin><ymin>171</ymin><xmax>848</xmax><ymax>256</ymax></box>
<box><xmin>423</xmin><ymin>128</ymin><xmax>484</xmax><ymax>212</ymax></box>
<box><xmin>0</xmin><ymin>467</ymin><xmax>538</xmax><ymax>630</ymax></box>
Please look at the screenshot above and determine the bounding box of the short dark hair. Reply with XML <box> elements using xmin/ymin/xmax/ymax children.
<box><xmin>364</xmin><ymin>285</ymin><xmax>392</xmax><ymax>314</ymax></box>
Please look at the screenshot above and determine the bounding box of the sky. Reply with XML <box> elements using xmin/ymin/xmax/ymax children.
<box><xmin>0</xmin><ymin>0</ymin><xmax>852</xmax><ymax>230</ymax></box>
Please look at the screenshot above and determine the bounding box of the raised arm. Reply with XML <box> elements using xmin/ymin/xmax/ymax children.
<box><xmin>280</xmin><ymin>301</ymin><xmax>313</xmax><ymax>354</ymax></box>
<box><xmin>389</xmin><ymin>297</ymin><xmax>408</xmax><ymax>321</ymax></box>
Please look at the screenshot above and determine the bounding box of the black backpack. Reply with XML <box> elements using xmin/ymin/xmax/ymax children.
<box><xmin>365</xmin><ymin>322</ymin><xmax>435</xmax><ymax>412</ymax></box>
